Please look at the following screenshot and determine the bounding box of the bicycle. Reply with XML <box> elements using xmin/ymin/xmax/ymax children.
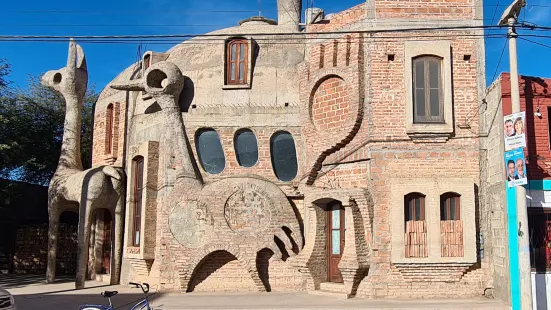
<box><xmin>78</xmin><ymin>282</ymin><xmax>152</xmax><ymax>310</ymax></box>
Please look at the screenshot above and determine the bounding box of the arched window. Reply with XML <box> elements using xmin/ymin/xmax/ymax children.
<box><xmin>105</xmin><ymin>104</ymin><xmax>115</xmax><ymax>154</ymax></box>
<box><xmin>440</xmin><ymin>193</ymin><xmax>460</xmax><ymax>221</ymax></box>
<box><xmin>413</xmin><ymin>56</ymin><xmax>443</xmax><ymax>123</ymax></box>
<box><xmin>404</xmin><ymin>193</ymin><xmax>427</xmax><ymax>258</ymax></box>
<box><xmin>132</xmin><ymin>156</ymin><xmax>144</xmax><ymax>247</ymax></box>
<box><xmin>440</xmin><ymin>192</ymin><xmax>463</xmax><ymax>257</ymax></box>
<box><xmin>270</xmin><ymin>131</ymin><xmax>298</xmax><ymax>182</ymax></box>
<box><xmin>195</xmin><ymin>129</ymin><xmax>225</xmax><ymax>174</ymax></box>
<box><xmin>226</xmin><ymin>39</ymin><xmax>248</xmax><ymax>85</ymax></box>
<box><xmin>234</xmin><ymin>129</ymin><xmax>258</xmax><ymax>167</ymax></box>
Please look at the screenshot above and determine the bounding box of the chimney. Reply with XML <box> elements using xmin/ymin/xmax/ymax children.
<box><xmin>277</xmin><ymin>0</ymin><xmax>302</xmax><ymax>31</ymax></box>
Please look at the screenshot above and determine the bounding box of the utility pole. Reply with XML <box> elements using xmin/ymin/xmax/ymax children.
<box><xmin>499</xmin><ymin>1</ymin><xmax>532</xmax><ymax>309</ymax></box>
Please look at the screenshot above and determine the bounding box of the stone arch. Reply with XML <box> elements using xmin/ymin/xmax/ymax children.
<box><xmin>308</xmin><ymin>74</ymin><xmax>352</xmax><ymax>130</ymax></box>
<box><xmin>302</xmin><ymin>69</ymin><xmax>364</xmax><ymax>185</ymax></box>
<box><xmin>180</xmin><ymin>244</ymin><xmax>264</xmax><ymax>292</ymax></box>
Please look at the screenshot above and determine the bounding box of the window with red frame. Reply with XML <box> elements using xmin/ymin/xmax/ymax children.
<box><xmin>132</xmin><ymin>156</ymin><xmax>144</xmax><ymax>247</ymax></box>
<box><xmin>105</xmin><ymin>104</ymin><xmax>114</xmax><ymax>155</ymax></box>
<box><xmin>226</xmin><ymin>39</ymin><xmax>248</xmax><ymax>85</ymax></box>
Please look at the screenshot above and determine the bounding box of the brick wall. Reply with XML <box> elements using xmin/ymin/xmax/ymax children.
<box><xmin>90</xmin><ymin>0</ymin><xmax>490</xmax><ymax>299</ymax></box>
<box><xmin>13</xmin><ymin>224</ymin><xmax>78</xmax><ymax>274</ymax></box>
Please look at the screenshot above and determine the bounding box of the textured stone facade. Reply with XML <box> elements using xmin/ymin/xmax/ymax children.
<box><xmin>91</xmin><ymin>0</ymin><xmax>498</xmax><ymax>301</ymax></box>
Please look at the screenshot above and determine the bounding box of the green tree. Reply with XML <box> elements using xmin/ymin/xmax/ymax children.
<box><xmin>0</xmin><ymin>70</ymin><xmax>97</xmax><ymax>185</ymax></box>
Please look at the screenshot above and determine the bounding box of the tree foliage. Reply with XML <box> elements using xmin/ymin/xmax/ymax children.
<box><xmin>0</xmin><ymin>62</ymin><xmax>97</xmax><ymax>185</ymax></box>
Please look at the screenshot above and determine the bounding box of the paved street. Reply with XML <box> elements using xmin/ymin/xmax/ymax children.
<box><xmin>1</xmin><ymin>275</ymin><xmax>509</xmax><ymax>309</ymax></box>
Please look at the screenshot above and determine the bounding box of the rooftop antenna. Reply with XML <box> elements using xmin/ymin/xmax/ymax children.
<box><xmin>258</xmin><ymin>0</ymin><xmax>262</xmax><ymax>16</ymax></box>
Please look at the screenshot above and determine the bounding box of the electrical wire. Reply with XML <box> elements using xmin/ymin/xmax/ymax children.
<box><xmin>491</xmin><ymin>39</ymin><xmax>508</xmax><ymax>84</ymax></box>
<box><xmin>0</xmin><ymin>24</ymin><xmax>523</xmax><ymax>40</ymax></box>
<box><xmin>518</xmin><ymin>36</ymin><xmax>551</xmax><ymax>49</ymax></box>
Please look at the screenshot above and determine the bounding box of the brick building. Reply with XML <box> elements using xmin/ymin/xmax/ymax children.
<box><xmin>482</xmin><ymin>73</ymin><xmax>551</xmax><ymax>308</ymax></box>
<box><xmin>87</xmin><ymin>0</ymin><xmax>497</xmax><ymax>300</ymax></box>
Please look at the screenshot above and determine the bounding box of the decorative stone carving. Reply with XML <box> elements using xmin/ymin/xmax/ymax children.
<box><xmin>169</xmin><ymin>200</ymin><xmax>215</xmax><ymax>248</ymax></box>
<box><xmin>224</xmin><ymin>187</ymin><xmax>272</xmax><ymax>233</ymax></box>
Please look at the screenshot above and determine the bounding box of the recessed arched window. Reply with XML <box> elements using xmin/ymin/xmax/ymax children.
<box><xmin>226</xmin><ymin>39</ymin><xmax>248</xmax><ymax>85</ymax></box>
<box><xmin>234</xmin><ymin>129</ymin><xmax>258</xmax><ymax>167</ymax></box>
<box><xmin>404</xmin><ymin>193</ymin><xmax>427</xmax><ymax>258</ymax></box>
<box><xmin>413</xmin><ymin>55</ymin><xmax>444</xmax><ymax>124</ymax></box>
<box><xmin>105</xmin><ymin>104</ymin><xmax>115</xmax><ymax>154</ymax></box>
<box><xmin>195</xmin><ymin>129</ymin><xmax>225</xmax><ymax>174</ymax></box>
<box><xmin>440</xmin><ymin>192</ymin><xmax>463</xmax><ymax>257</ymax></box>
<box><xmin>270</xmin><ymin>131</ymin><xmax>298</xmax><ymax>182</ymax></box>
<box><xmin>440</xmin><ymin>192</ymin><xmax>461</xmax><ymax>221</ymax></box>
<box><xmin>132</xmin><ymin>156</ymin><xmax>144</xmax><ymax>247</ymax></box>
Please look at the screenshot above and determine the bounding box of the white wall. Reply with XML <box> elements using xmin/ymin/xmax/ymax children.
<box><xmin>532</xmin><ymin>272</ymin><xmax>551</xmax><ymax>310</ymax></box>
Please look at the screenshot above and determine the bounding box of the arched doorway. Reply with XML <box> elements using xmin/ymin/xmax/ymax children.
<box><xmin>87</xmin><ymin>208</ymin><xmax>113</xmax><ymax>280</ymax></box>
<box><xmin>313</xmin><ymin>198</ymin><xmax>345</xmax><ymax>283</ymax></box>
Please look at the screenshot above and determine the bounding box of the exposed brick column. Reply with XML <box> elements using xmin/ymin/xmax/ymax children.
<box><xmin>291</xmin><ymin>202</ymin><xmax>326</xmax><ymax>291</ymax></box>
<box><xmin>338</xmin><ymin>199</ymin><xmax>370</xmax><ymax>297</ymax></box>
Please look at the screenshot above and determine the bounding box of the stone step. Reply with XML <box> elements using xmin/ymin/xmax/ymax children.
<box><xmin>94</xmin><ymin>273</ymin><xmax>111</xmax><ymax>284</ymax></box>
<box><xmin>319</xmin><ymin>282</ymin><xmax>347</xmax><ymax>294</ymax></box>
<box><xmin>309</xmin><ymin>289</ymin><xmax>350</xmax><ymax>299</ymax></box>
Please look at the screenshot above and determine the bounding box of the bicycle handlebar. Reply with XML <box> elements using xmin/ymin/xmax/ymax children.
<box><xmin>129</xmin><ymin>282</ymin><xmax>150</xmax><ymax>294</ymax></box>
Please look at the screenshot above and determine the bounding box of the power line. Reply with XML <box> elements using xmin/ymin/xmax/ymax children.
<box><xmin>0</xmin><ymin>32</ymin><xmax>506</xmax><ymax>45</ymax></box>
<box><xmin>0</xmin><ymin>24</ymin><xmax>523</xmax><ymax>41</ymax></box>
<box><xmin>491</xmin><ymin>39</ymin><xmax>508</xmax><ymax>83</ymax></box>
<box><xmin>518</xmin><ymin>36</ymin><xmax>551</xmax><ymax>49</ymax></box>
<box><xmin>4</xmin><ymin>3</ymin><xmax>551</xmax><ymax>14</ymax></box>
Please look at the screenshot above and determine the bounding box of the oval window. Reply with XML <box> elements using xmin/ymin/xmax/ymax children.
<box><xmin>234</xmin><ymin>129</ymin><xmax>259</xmax><ymax>167</ymax></box>
<box><xmin>270</xmin><ymin>131</ymin><xmax>298</xmax><ymax>181</ymax></box>
<box><xmin>195</xmin><ymin>129</ymin><xmax>225</xmax><ymax>174</ymax></box>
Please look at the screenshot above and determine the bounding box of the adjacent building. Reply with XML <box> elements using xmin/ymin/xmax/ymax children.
<box><xmin>85</xmin><ymin>0</ymin><xmax>495</xmax><ymax>299</ymax></box>
<box><xmin>482</xmin><ymin>72</ymin><xmax>551</xmax><ymax>309</ymax></box>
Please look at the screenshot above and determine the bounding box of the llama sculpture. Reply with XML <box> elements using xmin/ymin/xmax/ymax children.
<box><xmin>42</xmin><ymin>40</ymin><xmax>125</xmax><ymax>289</ymax></box>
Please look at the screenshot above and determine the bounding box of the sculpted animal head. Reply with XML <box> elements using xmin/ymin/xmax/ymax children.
<box><xmin>111</xmin><ymin>60</ymin><xmax>185</xmax><ymax>109</ymax></box>
<box><xmin>41</xmin><ymin>39</ymin><xmax>88</xmax><ymax>102</ymax></box>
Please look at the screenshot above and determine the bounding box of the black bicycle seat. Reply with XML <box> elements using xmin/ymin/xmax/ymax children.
<box><xmin>101</xmin><ymin>291</ymin><xmax>118</xmax><ymax>298</ymax></box>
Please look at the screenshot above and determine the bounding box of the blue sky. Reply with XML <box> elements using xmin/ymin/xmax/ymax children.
<box><xmin>0</xmin><ymin>0</ymin><xmax>550</xmax><ymax>92</ymax></box>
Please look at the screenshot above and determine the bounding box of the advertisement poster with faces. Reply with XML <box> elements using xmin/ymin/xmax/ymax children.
<box><xmin>504</xmin><ymin>148</ymin><xmax>528</xmax><ymax>188</ymax></box>
<box><xmin>504</xmin><ymin>111</ymin><xmax>527</xmax><ymax>151</ymax></box>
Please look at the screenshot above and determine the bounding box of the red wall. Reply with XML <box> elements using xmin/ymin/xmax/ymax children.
<box><xmin>501</xmin><ymin>73</ymin><xmax>551</xmax><ymax>179</ymax></box>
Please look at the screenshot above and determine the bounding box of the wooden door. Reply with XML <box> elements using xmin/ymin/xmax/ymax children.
<box><xmin>101</xmin><ymin>210</ymin><xmax>112</xmax><ymax>274</ymax></box>
<box><xmin>326</xmin><ymin>202</ymin><xmax>345</xmax><ymax>283</ymax></box>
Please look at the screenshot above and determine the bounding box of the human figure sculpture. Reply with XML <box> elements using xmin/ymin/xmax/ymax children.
<box><xmin>42</xmin><ymin>40</ymin><xmax>125</xmax><ymax>289</ymax></box>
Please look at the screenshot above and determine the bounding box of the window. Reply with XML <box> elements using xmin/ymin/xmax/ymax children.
<box><xmin>440</xmin><ymin>193</ymin><xmax>463</xmax><ymax>257</ymax></box>
<box><xmin>226</xmin><ymin>39</ymin><xmax>248</xmax><ymax>85</ymax></box>
<box><xmin>234</xmin><ymin>129</ymin><xmax>258</xmax><ymax>167</ymax></box>
<box><xmin>270</xmin><ymin>131</ymin><xmax>298</xmax><ymax>182</ymax></box>
<box><xmin>105</xmin><ymin>104</ymin><xmax>114</xmax><ymax>155</ymax></box>
<box><xmin>440</xmin><ymin>193</ymin><xmax>460</xmax><ymax>221</ymax></box>
<box><xmin>404</xmin><ymin>193</ymin><xmax>427</xmax><ymax>258</ymax></box>
<box><xmin>132</xmin><ymin>156</ymin><xmax>144</xmax><ymax>247</ymax></box>
<box><xmin>195</xmin><ymin>129</ymin><xmax>226</xmax><ymax>174</ymax></box>
<box><xmin>413</xmin><ymin>56</ymin><xmax>443</xmax><ymax>123</ymax></box>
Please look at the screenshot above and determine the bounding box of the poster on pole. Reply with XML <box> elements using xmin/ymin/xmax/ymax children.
<box><xmin>504</xmin><ymin>148</ymin><xmax>528</xmax><ymax>188</ymax></box>
<box><xmin>504</xmin><ymin>111</ymin><xmax>526</xmax><ymax>151</ymax></box>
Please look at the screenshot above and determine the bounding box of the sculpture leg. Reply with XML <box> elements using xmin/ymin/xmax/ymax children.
<box><xmin>46</xmin><ymin>206</ymin><xmax>60</xmax><ymax>283</ymax></box>
<box><xmin>111</xmin><ymin>188</ymin><xmax>124</xmax><ymax>285</ymax></box>
<box><xmin>75</xmin><ymin>202</ymin><xmax>93</xmax><ymax>289</ymax></box>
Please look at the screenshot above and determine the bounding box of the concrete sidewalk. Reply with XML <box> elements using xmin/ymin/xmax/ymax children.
<box><xmin>1</xmin><ymin>275</ymin><xmax>509</xmax><ymax>310</ymax></box>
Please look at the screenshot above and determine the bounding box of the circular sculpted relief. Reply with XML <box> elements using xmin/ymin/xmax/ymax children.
<box><xmin>224</xmin><ymin>188</ymin><xmax>271</xmax><ymax>233</ymax></box>
<box><xmin>169</xmin><ymin>200</ymin><xmax>214</xmax><ymax>248</ymax></box>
